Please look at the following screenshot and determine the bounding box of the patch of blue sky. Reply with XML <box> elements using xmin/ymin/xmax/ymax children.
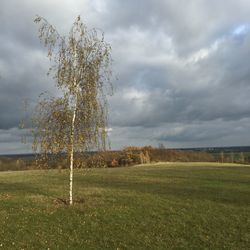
<box><xmin>231</xmin><ymin>24</ymin><xmax>249</xmax><ymax>41</ymax></box>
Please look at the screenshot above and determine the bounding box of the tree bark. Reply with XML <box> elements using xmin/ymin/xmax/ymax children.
<box><xmin>69</xmin><ymin>104</ymin><xmax>76</xmax><ymax>205</ymax></box>
<box><xmin>69</xmin><ymin>45</ymin><xmax>78</xmax><ymax>205</ymax></box>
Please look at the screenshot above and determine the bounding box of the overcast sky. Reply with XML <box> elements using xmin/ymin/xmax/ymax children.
<box><xmin>1</xmin><ymin>0</ymin><xmax>250</xmax><ymax>154</ymax></box>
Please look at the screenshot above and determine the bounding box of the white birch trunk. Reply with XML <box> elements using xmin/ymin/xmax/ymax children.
<box><xmin>69</xmin><ymin>45</ymin><xmax>78</xmax><ymax>205</ymax></box>
<box><xmin>69</xmin><ymin>105</ymin><xmax>77</xmax><ymax>205</ymax></box>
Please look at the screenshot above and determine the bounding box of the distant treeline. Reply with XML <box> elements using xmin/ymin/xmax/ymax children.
<box><xmin>0</xmin><ymin>157</ymin><xmax>29</xmax><ymax>171</ymax></box>
<box><xmin>1</xmin><ymin>146</ymin><xmax>249</xmax><ymax>171</ymax></box>
<box><xmin>178</xmin><ymin>146</ymin><xmax>250</xmax><ymax>153</ymax></box>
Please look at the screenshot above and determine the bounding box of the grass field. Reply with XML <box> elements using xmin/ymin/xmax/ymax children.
<box><xmin>0</xmin><ymin>162</ymin><xmax>249</xmax><ymax>249</ymax></box>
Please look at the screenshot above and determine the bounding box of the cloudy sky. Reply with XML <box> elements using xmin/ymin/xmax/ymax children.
<box><xmin>1</xmin><ymin>0</ymin><xmax>250</xmax><ymax>154</ymax></box>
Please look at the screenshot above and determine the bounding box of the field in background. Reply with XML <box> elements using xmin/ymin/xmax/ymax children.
<box><xmin>0</xmin><ymin>162</ymin><xmax>249</xmax><ymax>249</ymax></box>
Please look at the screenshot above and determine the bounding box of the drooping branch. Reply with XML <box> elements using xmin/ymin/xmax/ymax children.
<box><xmin>33</xmin><ymin>15</ymin><xmax>113</xmax><ymax>164</ymax></box>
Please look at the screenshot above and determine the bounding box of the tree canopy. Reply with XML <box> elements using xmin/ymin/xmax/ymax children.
<box><xmin>33</xmin><ymin>15</ymin><xmax>113</xmax><ymax>204</ymax></box>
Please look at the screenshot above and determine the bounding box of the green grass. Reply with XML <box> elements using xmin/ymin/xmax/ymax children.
<box><xmin>0</xmin><ymin>162</ymin><xmax>249</xmax><ymax>249</ymax></box>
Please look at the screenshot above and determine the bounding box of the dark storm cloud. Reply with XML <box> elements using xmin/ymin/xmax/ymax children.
<box><xmin>0</xmin><ymin>0</ymin><xmax>69</xmax><ymax>131</ymax></box>
<box><xmin>0</xmin><ymin>43</ymin><xmax>54</xmax><ymax>129</ymax></box>
<box><xmin>110</xmin><ymin>32</ymin><xmax>250</xmax><ymax>128</ymax></box>
<box><xmin>92</xmin><ymin>0</ymin><xmax>250</xmax><ymax>55</ymax></box>
<box><xmin>110</xmin><ymin>118</ymin><xmax>250</xmax><ymax>149</ymax></box>
<box><xmin>1</xmin><ymin>0</ymin><xmax>250</xmax><ymax>153</ymax></box>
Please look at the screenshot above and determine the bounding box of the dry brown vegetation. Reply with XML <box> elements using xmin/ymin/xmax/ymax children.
<box><xmin>0</xmin><ymin>146</ymin><xmax>212</xmax><ymax>171</ymax></box>
<box><xmin>2</xmin><ymin>146</ymin><xmax>249</xmax><ymax>171</ymax></box>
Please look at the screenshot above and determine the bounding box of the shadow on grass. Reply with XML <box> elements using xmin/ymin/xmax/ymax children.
<box><xmin>76</xmin><ymin>175</ymin><xmax>250</xmax><ymax>206</ymax></box>
<box><xmin>0</xmin><ymin>182</ymin><xmax>51</xmax><ymax>197</ymax></box>
<box><xmin>0</xmin><ymin>167</ymin><xmax>249</xmax><ymax>207</ymax></box>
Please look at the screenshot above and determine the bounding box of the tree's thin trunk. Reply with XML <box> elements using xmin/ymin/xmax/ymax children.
<box><xmin>69</xmin><ymin>104</ymin><xmax>77</xmax><ymax>205</ymax></box>
<box><xmin>69</xmin><ymin>44</ymin><xmax>77</xmax><ymax>205</ymax></box>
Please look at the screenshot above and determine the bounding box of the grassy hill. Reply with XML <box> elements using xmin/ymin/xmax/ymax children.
<box><xmin>0</xmin><ymin>162</ymin><xmax>249</xmax><ymax>249</ymax></box>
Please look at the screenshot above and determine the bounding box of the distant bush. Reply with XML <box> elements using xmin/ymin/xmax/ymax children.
<box><xmin>0</xmin><ymin>157</ymin><xmax>29</xmax><ymax>171</ymax></box>
<box><xmin>147</xmin><ymin>148</ymin><xmax>215</xmax><ymax>163</ymax></box>
<box><xmin>3</xmin><ymin>145</ymin><xmax>250</xmax><ymax>171</ymax></box>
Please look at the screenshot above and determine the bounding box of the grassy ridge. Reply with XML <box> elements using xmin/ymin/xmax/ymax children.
<box><xmin>0</xmin><ymin>162</ymin><xmax>250</xmax><ymax>249</ymax></box>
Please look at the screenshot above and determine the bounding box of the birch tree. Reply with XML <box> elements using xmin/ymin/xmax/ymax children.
<box><xmin>33</xmin><ymin>16</ymin><xmax>113</xmax><ymax>205</ymax></box>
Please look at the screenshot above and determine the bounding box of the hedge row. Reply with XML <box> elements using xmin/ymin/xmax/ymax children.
<box><xmin>1</xmin><ymin>146</ymin><xmax>248</xmax><ymax>171</ymax></box>
<box><xmin>32</xmin><ymin>146</ymin><xmax>215</xmax><ymax>169</ymax></box>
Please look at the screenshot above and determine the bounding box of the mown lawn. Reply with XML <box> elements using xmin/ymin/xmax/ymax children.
<box><xmin>0</xmin><ymin>162</ymin><xmax>249</xmax><ymax>249</ymax></box>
